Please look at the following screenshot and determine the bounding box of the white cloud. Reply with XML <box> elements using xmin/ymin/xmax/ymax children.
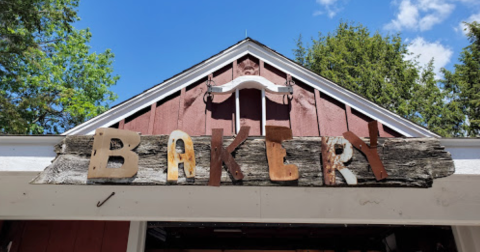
<box><xmin>384</xmin><ymin>0</ymin><xmax>455</xmax><ymax>31</ymax></box>
<box><xmin>457</xmin><ymin>12</ymin><xmax>480</xmax><ymax>35</ymax></box>
<box><xmin>313</xmin><ymin>0</ymin><xmax>341</xmax><ymax>18</ymax></box>
<box><xmin>406</xmin><ymin>37</ymin><xmax>453</xmax><ymax>78</ymax></box>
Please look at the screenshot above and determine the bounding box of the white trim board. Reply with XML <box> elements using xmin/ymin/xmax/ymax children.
<box><xmin>1</xmin><ymin>173</ymin><xmax>480</xmax><ymax>225</ymax></box>
<box><xmin>63</xmin><ymin>39</ymin><xmax>438</xmax><ymax>138</ymax></box>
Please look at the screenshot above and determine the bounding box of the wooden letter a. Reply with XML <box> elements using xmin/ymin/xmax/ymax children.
<box><xmin>88</xmin><ymin>128</ymin><xmax>141</xmax><ymax>179</ymax></box>
<box><xmin>167</xmin><ymin>130</ymin><xmax>196</xmax><ymax>182</ymax></box>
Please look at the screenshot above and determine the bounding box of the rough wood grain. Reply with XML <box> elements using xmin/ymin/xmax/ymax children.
<box><xmin>32</xmin><ymin>136</ymin><xmax>455</xmax><ymax>187</ymax></box>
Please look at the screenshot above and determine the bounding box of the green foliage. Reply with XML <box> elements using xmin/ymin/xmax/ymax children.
<box><xmin>0</xmin><ymin>0</ymin><xmax>119</xmax><ymax>134</ymax></box>
<box><xmin>293</xmin><ymin>34</ymin><xmax>306</xmax><ymax>66</ymax></box>
<box><xmin>441</xmin><ymin>22</ymin><xmax>480</xmax><ymax>137</ymax></box>
<box><xmin>294</xmin><ymin>22</ymin><xmax>454</xmax><ymax>137</ymax></box>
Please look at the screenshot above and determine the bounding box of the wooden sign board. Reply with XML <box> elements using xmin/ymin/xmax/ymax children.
<box><xmin>32</xmin><ymin>127</ymin><xmax>454</xmax><ymax>188</ymax></box>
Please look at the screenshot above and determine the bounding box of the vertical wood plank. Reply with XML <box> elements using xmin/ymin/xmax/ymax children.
<box><xmin>259</xmin><ymin>60</ymin><xmax>265</xmax><ymax>76</ymax></box>
<box><xmin>147</xmin><ymin>103</ymin><xmax>156</xmax><ymax>135</ymax></box>
<box><xmin>239</xmin><ymin>89</ymin><xmax>262</xmax><ymax>136</ymax></box>
<box><xmin>316</xmin><ymin>93</ymin><xmax>348</xmax><ymax>136</ymax></box>
<box><xmin>289</xmin><ymin>79</ymin><xmax>319</xmax><ymax>136</ymax></box>
<box><xmin>177</xmin><ymin>88</ymin><xmax>186</xmax><ymax>130</ymax></box>
<box><xmin>17</xmin><ymin>221</ymin><xmax>51</xmax><ymax>252</ymax></box>
<box><xmin>123</xmin><ymin>107</ymin><xmax>151</xmax><ymax>134</ymax></box>
<box><xmin>152</xmin><ymin>92</ymin><xmax>181</xmax><ymax>135</ymax></box>
<box><xmin>182</xmin><ymin>78</ymin><xmax>207</xmax><ymax>136</ymax></box>
<box><xmin>8</xmin><ymin>221</ymin><xmax>26</xmax><ymax>252</ymax></box>
<box><xmin>101</xmin><ymin>221</ymin><xmax>130</xmax><ymax>252</ymax></box>
<box><xmin>73</xmin><ymin>221</ymin><xmax>105</xmax><ymax>252</ymax></box>
<box><xmin>205</xmin><ymin>74</ymin><xmax>213</xmax><ymax>135</ymax></box>
<box><xmin>119</xmin><ymin>119</ymin><xmax>125</xmax><ymax>130</ymax></box>
<box><xmin>314</xmin><ymin>89</ymin><xmax>324</xmax><ymax>136</ymax></box>
<box><xmin>345</xmin><ymin>104</ymin><xmax>352</xmax><ymax>132</ymax></box>
<box><xmin>345</xmin><ymin>105</ymin><xmax>373</xmax><ymax>137</ymax></box>
<box><xmin>263</xmin><ymin>62</ymin><xmax>290</xmax><ymax>129</ymax></box>
<box><xmin>209</xmin><ymin>64</ymin><xmax>236</xmax><ymax>135</ymax></box>
<box><xmin>232</xmin><ymin>59</ymin><xmax>237</xmax><ymax>79</ymax></box>
<box><xmin>46</xmin><ymin>221</ymin><xmax>79</xmax><ymax>252</ymax></box>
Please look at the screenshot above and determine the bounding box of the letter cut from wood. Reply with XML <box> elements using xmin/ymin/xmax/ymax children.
<box><xmin>88</xmin><ymin>128</ymin><xmax>141</xmax><ymax>179</ymax></box>
<box><xmin>343</xmin><ymin>120</ymin><xmax>388</xmax><ymax>181</ymax></box>
<box><xmin>167</xmin><ymin>130</ymin><xmax>196</xmax><ymax>182</ymax></box>
<box><xmin>265</xmin><ymin>126</ymin><xmax>299</xmax><ymax>181</ymax></box>
<box><xmin>209</xmin><ymin>126</ymin><xmax>250</xmax><ymax>186</ymax></box>
<box><xmin>321</xmin><ymin>137</ymin><xmax>356</xmax><ymax>185</ymax></box>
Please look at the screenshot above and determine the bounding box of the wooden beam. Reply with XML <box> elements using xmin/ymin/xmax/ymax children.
<box><xmin>314</xmin><ymin>89</ymin><xmax>324</xmax><ymax>136</ymax></box>
<box><xmin>205</xmin><ymin>74</ymin><xmax>213</xmax><ymax>135</ymax></box>
<box><xmin>119</xmin><ymin>119</ymin><xmax>125</xmax><ymax>130</ymax></box>
<box><xmin>177</xmin><ymin>88</ymin><xmax>186</xmax><ymax>130</ymax></box>
<box><xmin>32</xmin><ymin>135</ymin><xmax>454</xmax><ymax>187</ymax></box>
<box><xmin>147</xmin><ymin>103</ymin><xmax>156</xmax><ymax>135</ymax></box>
<box><xmin>3</xmin><ymin>173</ymin><xmax>480</xmax><ymax>225</ymax></box>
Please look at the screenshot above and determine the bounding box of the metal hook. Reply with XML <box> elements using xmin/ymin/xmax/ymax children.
<box><xmin>97</xmin><ymin>192</ymin><xmax>115</xmax><ymax>207</ymax></box>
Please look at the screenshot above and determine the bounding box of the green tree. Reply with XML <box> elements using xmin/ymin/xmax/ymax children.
<box><xmin>293</xmin><ymin>34</ymin><xmax>306</xmax><ymax>66</ymax></box>
<box><xmin>0</xmin><ymin>0</ymin><xmax>118</xmax><ymax>134</ymax></box>
<box><xmin>294</xmin><ymin>22</ymin><xmax>451</xmax><ymax>136</ymax></box>
<box><xmin>441</xmin><ymin>22</ymin><xmax>480</xmax><ymax>137</ymax></box>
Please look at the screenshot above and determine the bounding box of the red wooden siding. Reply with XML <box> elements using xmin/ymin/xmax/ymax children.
<box><xmin>239</xmin><ymin>89</ymin><xmax>262</xmax><ymax>136</ymax></box>
<box><xmin>124</xmin><ymin>106</ymin><xmax>151</xmax><ymax>134</ymax></box>
<box><xmin>262</xmin><ymin>62</ymin><xmax>290</xmax><ymax>128</ymax></box>
<box><xmin>3</xmin><ymin>221</ymin><xmax>129</xmax><ymax>252</ymax></box>
<box><xmin>153</xmin><ymin>91</ymin><xmax>181</xmax><ymax>135</ymax></box>
<box><xmin>346</xmin><ymin>106</ymin><xmax>374</xmax><ymax>137</ymax></box>
<box><xmin>115</xmin><ymin>55</ymin><xmax>402</xmax><ymax>138</ymax></box>
<box><xmin>182</xmin><ymin>78</ymin><xmax>208</xmax><ymax>136</ymax></box>
<box><xmin>290</xmin><ymin>78</ymin><xmax>320</xmax><ymax>136</ymax></box>
<box><xmin>207</xmin><ymin>64</ymin><xmax>236</xmax><ymax>136</ymax></box>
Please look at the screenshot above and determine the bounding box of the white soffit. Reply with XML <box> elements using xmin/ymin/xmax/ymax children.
<box><xmin>63</xmin><ymin>39</ymin><xmax>439</xmax><ymax>138</ymax></box>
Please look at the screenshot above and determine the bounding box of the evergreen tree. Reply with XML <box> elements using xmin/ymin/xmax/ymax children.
<box><xmin>293</xmin><ymin>34</ymin><xmax>306</xmax><ymax>66</ymax></box>
<box><xmin>294</xmin><ymin>22</ymin><xmax>450</xmax><ymax>136</ymax></box>
<box><xmin>441</xmin><ymin>22</ymin><xmax>480</xmax><ymax>137</ymax></box>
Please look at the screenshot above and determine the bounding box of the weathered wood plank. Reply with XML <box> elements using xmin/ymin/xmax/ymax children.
<box><xmin>32</xmin><ymin>136</ymin><xmax>454</xmax><ymax>187</ymax></box>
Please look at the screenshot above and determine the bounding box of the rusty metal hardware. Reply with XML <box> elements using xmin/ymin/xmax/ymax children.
<box><xmin>321</xmin><ymin>137</ymin><xmax>356</xmax><ymax>185</ymax></box>
<box><xmin>205</xmin><ymin>75</ymin><xmax>216</xmax><ymax>101</ymax></box>
<box><xmin>265</xmin><ymin>126</ymin><xmax>299</xmax><ymax>181</ymax></box>
<box><xmin>208</xmin><ymin>126</ymin><xmax>250</xmax><ymax>186</ymax></box>
<box><xmin>167</xmin><ymin>130</ymin><xmax>196</xmax><ymax>182</ymax></box>
<box><xmin>342</xmin><ymin>121</ymin><xmax>388</xmax><ymax>181</ymax></box>
<box><xmin>97</xmin><ymin>192</ymin><xmax>115</xmax><ymax>207</ymax></box>
<box><xmin>88</xmin><ymin>128</ymin><xmax>140</xmax><ymax>179</ymax></box>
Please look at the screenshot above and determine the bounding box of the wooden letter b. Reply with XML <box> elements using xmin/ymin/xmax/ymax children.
<box><xmin>88</xmin><ymin>128</ymin><xmax>140</xmax><ymax>179</ymax></box>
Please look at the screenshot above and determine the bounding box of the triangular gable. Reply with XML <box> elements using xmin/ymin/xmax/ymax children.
<box><xmin>64</xmin><ymin>38</ymin><xmax>439</xmax><ymax>138</ymax></box>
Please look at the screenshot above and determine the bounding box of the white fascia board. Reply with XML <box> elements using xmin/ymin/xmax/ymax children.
<box><xmin>0</xmin><ymin>136</ymin><xmax>63</xmax><ymax>172</ymax></box>
<box><xmin>0</xmin><ymin>135</ymin><xmax>64</xmax><ymax>144</ymax></box>
<box><xmin>3</xmin><ymin>173</ymin><xmax>480</xmax><ymax>225</ymax></box>
<box><xmin>64</xmin><ymin>41</ymin><xmax>438</xmax><ymax>137</ymax></box>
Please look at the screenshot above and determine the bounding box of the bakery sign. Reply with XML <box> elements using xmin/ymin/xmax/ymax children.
<box><xmin>32</xmin><ymin>121</ymin><xmax>454</xmax><ymax>188</ymax></box>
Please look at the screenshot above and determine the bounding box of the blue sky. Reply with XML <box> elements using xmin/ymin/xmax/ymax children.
<box><xmin>75</xmin><ymin>0</ymin><xmax>480</xmax><ymax>106</ymax></box>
